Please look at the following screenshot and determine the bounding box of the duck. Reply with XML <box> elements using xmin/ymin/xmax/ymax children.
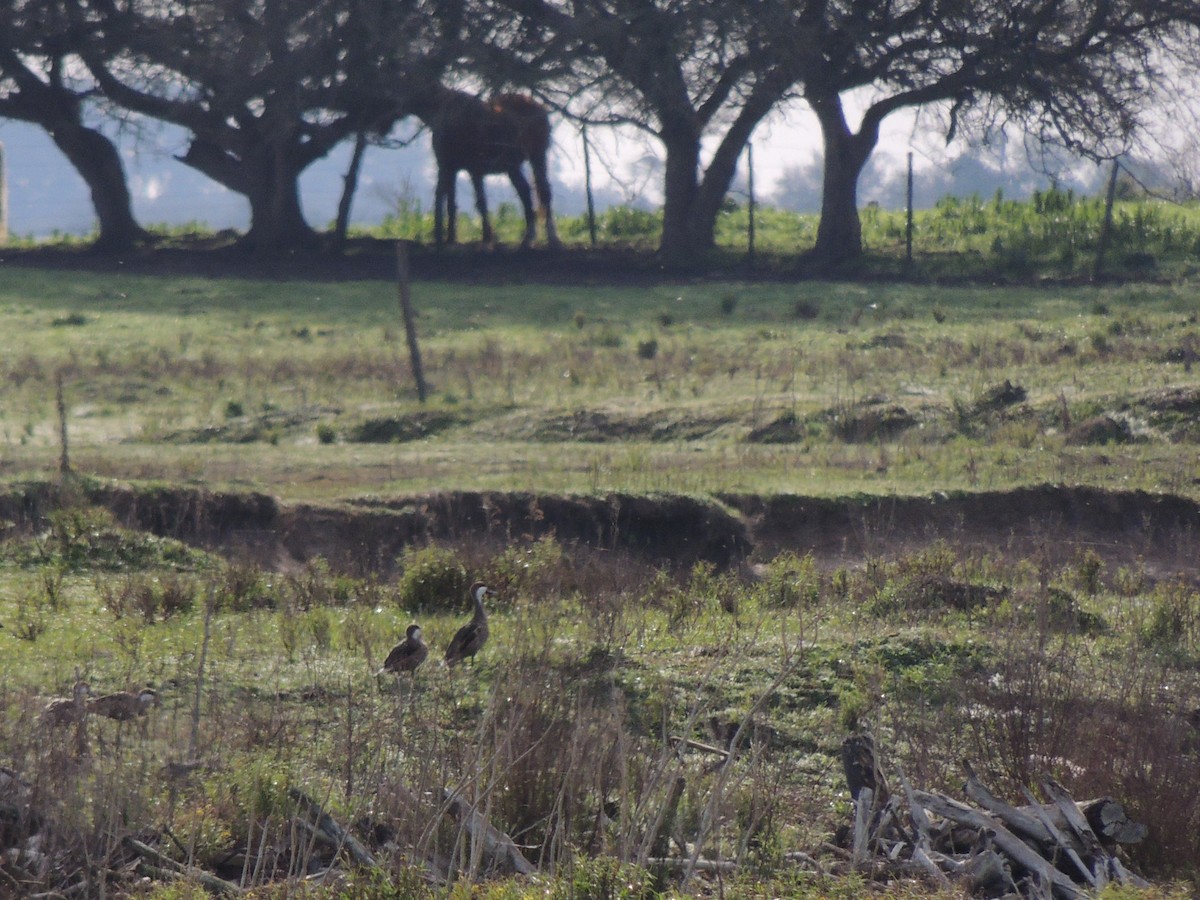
<box><xmin>88</xmin><ymin>687</ymin><xmax>159</xmax><ymax>721</ymax></box>
<box><xmin>377</xmin><ymin>624</ymin><xmax>429</xmax><ymax>676</ymax></box>
<box><xmin>40</xmin><ymin>680</ymin><xmax>93</xmax><ymax>726</ymax></box>
<box><xmin>444</xmin><ymin>581</ymin><xmax>495</xmax><ymax>667</ymax></box>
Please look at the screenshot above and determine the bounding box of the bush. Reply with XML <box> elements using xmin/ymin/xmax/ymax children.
<box><xmin>482</xmin><ymin>535</ymin><xmax>566</xmax><ymax>605</ymax></box>
<box><xmin>396</xmin><ymin>545</ymin><xmax>468</xmax><ymax>611</ymax></box>
<box><xmin>757</xmin><ymin>551</ymin><xmax>821</xmax><ymax>608</ymax></box>
<box><xmin>98</xmin><ymin>572</ymin><xmax>198</xmax><ymax>623</ymax></box>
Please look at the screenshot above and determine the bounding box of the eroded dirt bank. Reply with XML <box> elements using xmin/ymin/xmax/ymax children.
<box><xmin>2</xmin><ymin>481</ymin><xmax>1197</xmax><ymax>580</ymax></box>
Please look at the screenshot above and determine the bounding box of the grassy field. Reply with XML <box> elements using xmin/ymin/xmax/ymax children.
<box><xmin>0</xmin><ymin>263</ymin><xmax>1197</xmax><ymax>502</ymax></box>
<box><xmin>1</xmin><ymin>209</ymin><xmax>1199</xmax><ymax>897</ymax></box>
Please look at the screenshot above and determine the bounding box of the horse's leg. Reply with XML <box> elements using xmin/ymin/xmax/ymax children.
<box><xmin>507</xmin><ymin>167</ymin><xmax>536</xmax><ymax>249</ymax></box>
<box><xmin>471</xmin><ymin>171</ymin><xmax>494</xmax><ymax>247</ymax></box>
<box><xmin>531</xmin><ymin>153</ymin><xmax>561</xmax><ymax>248</ymax></box>
<box><xmin>435</xmin><ymin>167</ymin><xmax>456</xmax><ymax>248</ymax></box>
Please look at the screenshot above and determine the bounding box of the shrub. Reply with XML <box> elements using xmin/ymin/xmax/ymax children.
<box><xmin>1140</xmin><ymin>578</ymin><xmax>1200</xmax><ymax>654</ymax></box>
<box><xmin>396</xmin><ymin>544</ymin><xmax>468</xmax><ymax>611</ymax></box>
<box><xmin>215</xmin><ymin>561</ymin><xmax>277</xmax><ymax>611</ymax></box>
<box><xmin>98</xmin><ymin>572</ymin><xmax>198</xmax><ymax>623</ymax></box>
<box><xmin>636</xmin><ymin>338</ymin><xmax>658</xmax><ymax>360</ymax></box>
<box><xmin>757</xmin><ymin>551</ymin><xmax>821</xmax><ymax>608</ymax></box>
<box><xmin>482</xmin><ymin>535</ymin><xmax>566</xmax><ymax>604</ymax></box>
<box><xmin>555</xmin><ymin>856</ymin><xmax>654</xmax><ymax>900</ymax></box>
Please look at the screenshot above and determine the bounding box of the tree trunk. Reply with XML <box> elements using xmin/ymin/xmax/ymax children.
<box><xmin>242</xmin><ymin>143</ymin><xmax>318</xmax><ymax>252</ymax></box>
<box><xmin>658</xmin><ymin>126</ymin><xmax>702</xmax><ymax>268</ymax></box>
<box><xmin>180</xmin><ymin>138</ymin><xmax>317</xmax><ymax>253</ymax></box>
<box><xmin>47</xmin><ymin>122</ymin><xmax>150</xmax><ymax>253</ymax></box>
<box><xmin>809</xmin><ymin>95</ymin><xmax>878</xmax><ymax>269</ymax></box>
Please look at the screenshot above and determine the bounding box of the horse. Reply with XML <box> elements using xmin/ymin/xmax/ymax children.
<box><xmin>405</xmin><ymin>87</ymin><xmax>560</xmax><ymax>250</ymax></box>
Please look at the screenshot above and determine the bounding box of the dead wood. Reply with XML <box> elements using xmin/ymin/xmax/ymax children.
<box><xmin>910</xmin><ymin>791</ymin><xmax>1084</xmax><ymax>899</ymax></box>
<box><xmin>441</xmin><ymin>788</ymin><xmax>535</xmax><ymax>876</ymax></box>
<box><xmin>1018</xmin><ymin>785</ymin><xmax>1098</xmax><ymax>889</ymax></box>
<box><xmin>667</xmin><ymin>735</ymin><xmax>730</xmax><ymax>758</ymax></box>
<box><xmin>836</xmin><ymin>738</ymin><xmax>1152</xmax><ymax>900</ymax></box>
<box><xmin>123</xmin><ymin>836</ymin><xmax>243</xmax><ymax>895</ymax></box>
<box><xmin>287</xmin><ymin>788</ymin><xmax>376</xmax><ymax>868</ymax></box>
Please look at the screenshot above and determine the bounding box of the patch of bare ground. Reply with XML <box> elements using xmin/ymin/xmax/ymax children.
<box><xmin>2</xmin><ymin>480</ymin><xmax>1197</xmax><ymax>581</ymax></box>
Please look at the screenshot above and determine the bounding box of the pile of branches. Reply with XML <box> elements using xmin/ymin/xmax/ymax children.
<box><xmin>839</xmin><ymin>733</ymin><xmax>1149</xmax><ymax>899</ymax></box>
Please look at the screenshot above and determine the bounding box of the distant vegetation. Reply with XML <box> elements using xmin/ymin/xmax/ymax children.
<box><xmin>353</xmin><ymin>187</ymin><xmax>1200</xmax><ymax>280</ymax></box>
<box><xmin>8</xmin><ymin>187</ymin><xmax>1200</xmax><ymax>281</ymax></box>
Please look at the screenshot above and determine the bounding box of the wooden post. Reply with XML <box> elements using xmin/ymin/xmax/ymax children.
<box><xmin>56</xmin><ymin>370</ymin><xmax>70</xmax><ymax>474</ymax></box>
<box><xmin>746</xmin><ymin>141</ymin><xmax>756</xmax><ymax>266</ymax></box>
<box><xmin>1094</xmin><ymin>158</ymin><xmax>1120</xmax><ymax>281</ymax></box>
<box><xmin>395</xmin><ymin>240</ymin><xmax>428</xmax><ymax>403</ymax></box>
<box><xmin>582</xmin><ymin>124</ymin><xmax>598</xmax><ymax>247</ymax></box>
<box><xmin>0</xmin><ymin>140</ymin><xmax>8</xmax><ymax>246</ymax></box>
<box><xmin>905</xmin><ymin>151</ymin><xmax>914</xmax><ymax>269</ymax></box>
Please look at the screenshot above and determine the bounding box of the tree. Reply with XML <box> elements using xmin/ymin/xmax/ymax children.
<box><xmin>492</xmin><ymin>0</ymin><xmax>800</xmax><ymax>267</ymax></box>
<box><xmin>778</xmin><ymin>0</ymin><xmax>1200</xmax><ymax>268</ymax></box>
<box><xmin>0</xmin><ymin>0</ymin><xmax>150</xmax><ymax>252</ymax></box>
<box><xmin>80</xmin><ymin>0</ymin><xmax>452</xmax><ymax>253</ymax></box>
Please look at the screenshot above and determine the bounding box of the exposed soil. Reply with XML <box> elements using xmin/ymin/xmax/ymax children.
<box><xmin>2</xmin><ymin>480</ymin><xmax>1197</xmax><ymax>583</ymax></box>
<box><xmin>4</xmin><ymin>245</ymin><xmax>1197</xmax><ymax>580</ymax></box>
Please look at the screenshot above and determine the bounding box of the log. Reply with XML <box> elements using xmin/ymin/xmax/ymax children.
<box><xmin>962</xmin><ymin>762</ymin><xmax>1056</xmax><ymax>848</ymax></box>
<box><xmin>667</xmin><ymin>735</ymin><xmax>730</xmax><ymax>758</ymax></box>
<box><xmin>898</xmin><ymin>767</ymin><xmax>951</xmax><ymax>889</ymax></box>
<box><xmin>963</xmin><ymin>763</ymin><xmax>1145</xmax><ymax>850</ymax></box>
<box><xmin>911</xmin><ymin>791</ymin><xmax>1083</xmax><ymax>899</ymax></box>
<box><xmin>288</xmin><ymin>789</ymin><xmax>377</xmax><ymax>868</ymax></box>
<box><xmin>123</xmin><ymin>837</ymin><xmax>243</xmax><ymax>895</ymax></box>
<box><xmin>960</xmin><ymin>848</ymin><xmax>1016</xmax><ymax>895</ymax></box>
<box><xmin>441</xmin><ymin>788</ymin><xmax>535</xmax><ymax>876</ymax></box>
<box><xmin>1039</xmin><ymin>778</ymin><xmax>1104</xmax><ymax>861</ymax></box>
<box><xmin>1019</xmin><ymin>785</ymin><xmax>1098</xmax><ymax>889</ymax></box>
<box><xmin>1080</xmin><ymin>797</ymin><xmax>1147</xmax><ymax>845</ymax></box>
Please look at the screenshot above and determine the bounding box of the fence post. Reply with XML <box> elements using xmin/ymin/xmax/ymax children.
<box><xmin>0</xmin><ymin>141</ymin><xmax>8</xmax><ymax>246</ymax></box>
<box><xmin>395</xmin><ymin>240</ymin><xmax>428</xmax><ymax>403</ymax></box>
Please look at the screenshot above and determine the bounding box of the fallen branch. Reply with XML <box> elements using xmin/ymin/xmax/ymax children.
<box><xmin>667</xmin><ymin>735</ymin><xmax>729</xmax><ymax>758</ymax></box>
<box><xmin>288</xmin><ymin>788</ymin><xmax>376</xmax><ymax>868</ymax></box>
<box><xmin>441</xmin><ymin>788</ymin><xmax>535</xmax><ymax>876</ymax></box>
<box><xmin>123</xmin><ymin>837</ymin><xmax>243</xmax><ymax>896</ymax></box>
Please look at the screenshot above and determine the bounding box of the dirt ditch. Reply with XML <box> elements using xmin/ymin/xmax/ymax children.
<box><xmin>2</xmin><ymin>480</ymin><xmax>1197</xmax><ymax>581</ymax></box>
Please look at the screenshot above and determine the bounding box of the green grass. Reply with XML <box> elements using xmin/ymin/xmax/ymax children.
<box><xmin>1</xmin><ymin>266</ymin><xmax>1197</xmax><ymax>502</ymax></box>
<box><xmin>2</xmin><ymin>199</ymin><xmax>1200</xmax><ymax>895</ymax></box>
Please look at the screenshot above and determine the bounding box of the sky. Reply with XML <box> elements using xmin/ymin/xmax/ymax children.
<box><xmin>0</xmin><ymin>100</ymin><xmax>1109</xmax><ymax>240</ymax></box>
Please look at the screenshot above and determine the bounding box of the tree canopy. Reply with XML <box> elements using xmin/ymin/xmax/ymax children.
<box><xmin>1</xmin><ymin>0</ymin><xmax>1197</xmax><ymax>263</ymax></box>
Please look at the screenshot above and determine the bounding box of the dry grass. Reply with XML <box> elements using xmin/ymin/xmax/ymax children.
<box><xmin>0</xmin><ymin>509</ymin><xmax>1198</xmax><ymax>896</ymax></box>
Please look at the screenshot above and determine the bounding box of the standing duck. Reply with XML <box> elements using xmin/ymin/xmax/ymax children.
<box><xmin>88</xmin><ymin>687</ymin><xmax>159</xmax><ymax>721</ymax></box>
<box><xmin>444</xmin><ymin>581</ymin><xmax>495</xmax><ymax>667</ymax></box>
<box><xmin>40</xmin><ymin>680</ymin><xmax>93</xmax><ymax>726</ymax></box>
<box><xmin>377</xmin><ymin>624</ymin><xmax>429</xmax><ymax>676</ymax></box>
